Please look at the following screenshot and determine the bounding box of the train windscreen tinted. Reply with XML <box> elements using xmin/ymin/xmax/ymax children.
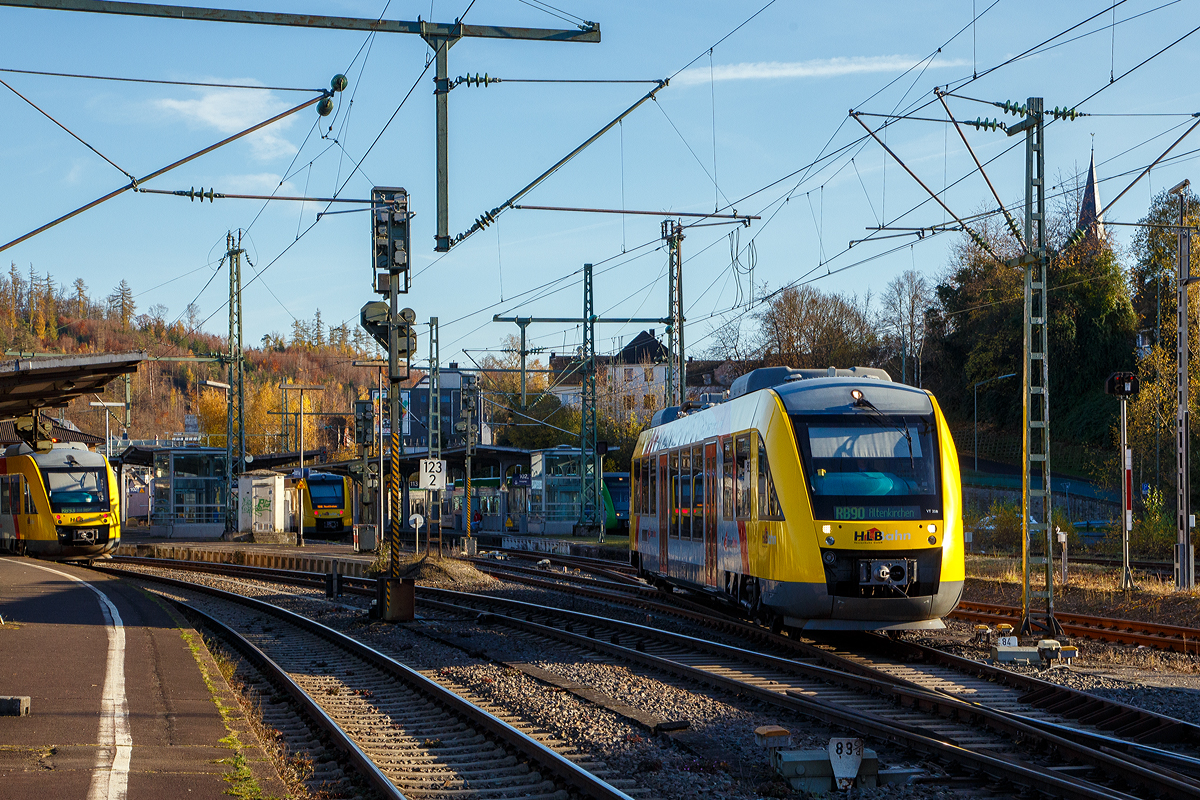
<box><xmin>308</xmin><ymin>480</ymin><xmax>345</xmax><ymax>507</ymax></box>
<box><xmin>40</xmin><ymin>468</ymin><xmax>110</xmax><ymax>513</ymax></box>
<box><xmin>793</xmin><ymin>415</ymin><xmax>940</xmax><ymax>520</ymax></box>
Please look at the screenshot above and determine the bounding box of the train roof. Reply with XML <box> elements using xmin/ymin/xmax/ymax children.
<box><xmin>775</xmin><ymin>377</ymin><xmax>933</xmax><ymax>416</ymax></box>
<box><xmin>29</xmin><ymin>443</ymin><xmax>109</xmax><ymax>469</ymax></box>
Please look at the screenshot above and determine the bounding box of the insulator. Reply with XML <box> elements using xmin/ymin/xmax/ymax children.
<box><xmin>317</xmin><ymin>97</ymin><xmax>334</xmax><ymax>116</ymax></box>
<box><xmin>331</xmin><ymin>74</ymin><xmax>348</xmax><ymax>93</ymax></box>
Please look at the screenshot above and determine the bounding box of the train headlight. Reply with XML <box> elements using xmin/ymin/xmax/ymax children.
<box><xmin>927</xmin><ymin>524</ymin><xmax>937</xmax><ymax>533</ymax></box>
<box><xmin>825</xmin><ymin>535</ymin><xmax>835</xmax><ymax>546</ymax></box>
<box><xmin>823</xmin><ymin>551</ymin><xmax>837</xmax><ymax>565</ymax></box>
<box><xmin>928</xmin><ymin>535</ymin><xmax>937</xmax><ymax>545</ymax></box>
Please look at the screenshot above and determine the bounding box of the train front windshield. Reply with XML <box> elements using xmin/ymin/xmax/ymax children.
<box><xmin>792</xmin><ymin>415</ymin><xmax>941</xmax><ymax>521</ymax></box>
<box><xmin>308</xmin><ymin>480</ymin><xmax>345</xmax><ymax>508</ymax></box>
<box><xmin>40</xmin><ymin>468</ymin><xmax>110</xmax><ymax>513</ymax></box>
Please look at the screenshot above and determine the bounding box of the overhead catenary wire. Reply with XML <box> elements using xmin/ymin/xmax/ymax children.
<box><xmin>0</xmin><ymin>77</ymin><xmax>137</xmax><ymax>183</ymax></box>
<box><xmin>0</xmin><ymin>91</ymin><xmax>328</xmax><ymax>254</ymax></box>
<box><xmin>0</xmin><ymin>65</ymin><xmax>324</xmax><ymax>92</ymax></box>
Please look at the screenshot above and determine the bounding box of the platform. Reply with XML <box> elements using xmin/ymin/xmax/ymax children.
<box><xmin>0</xmin><ymin>557</ymin><xmax>285</xmax><ymax>800</ymax></box>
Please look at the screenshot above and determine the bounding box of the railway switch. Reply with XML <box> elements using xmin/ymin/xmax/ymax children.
<box><xmin>1037</xmin><ymin>639</ymin><xmax>1063</xmax><ymax>664</ymax></box>
<box><xmin>973</xmin><ymin>625</ymin><xmax>992</xmax><ymax>648</ymax></box>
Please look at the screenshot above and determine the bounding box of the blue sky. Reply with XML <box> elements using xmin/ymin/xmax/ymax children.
<box><xmin>2</xmin><ymin>0</ymin><xmax>1199</xmax><ymax>367</ymax></box>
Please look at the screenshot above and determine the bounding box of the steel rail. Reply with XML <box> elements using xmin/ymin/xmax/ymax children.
<box><xmin>93</xmin><ymin>564</ymin><xmax>637</xmax><ymax>800</ymax></box>
<box><xmin>166</xmin><ymin>598</ymin><xmax>406</xmax><ymax>800</ymax></box>
<box><xmin>107</xmin><ymin>554</ymin><xmax>1200</xmax><ymax>744</ymax></box>
<box><xmin>951</xmin><ymin>600</ymin><xmax>1200</xmax><ymax>654</ymax></box>
<box><xmin>417</xmin><ymin>591</ymin><xmax>1169</xmax><ymax>800</ymax></box>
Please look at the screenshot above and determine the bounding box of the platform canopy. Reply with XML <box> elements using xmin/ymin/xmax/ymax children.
<box><xmin>0</xmin><ymin>352</ymin><xmax>146</xmax><ymax>420</ymax></box>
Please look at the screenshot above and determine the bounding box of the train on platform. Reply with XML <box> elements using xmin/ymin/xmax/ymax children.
<box><xmin>298</xmin><ymin>472</ymin><xmax>352</xmax><ymax>536</ymax></box>
<box><xmin>630</xmin><ymin>366</ymin><xmax>964</xmax><ymax>632</ymax></box>
<box><xmin>0</xmin><ymin>442</ymin><xmax>121</xmax><ymax>560</ymax></box>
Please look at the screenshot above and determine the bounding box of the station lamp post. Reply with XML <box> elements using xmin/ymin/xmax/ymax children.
<box><xmin>280</xmin><ymin>384</ymin><xmax>324</xmax><ymax>547</ymax></box>
<box><xmin>89</xmin><ymin>401</ymin><xmax>125</xmax><ymax>458</ymax></box>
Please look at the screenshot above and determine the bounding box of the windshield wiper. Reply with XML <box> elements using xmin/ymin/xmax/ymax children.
<box><xmin>849</xmin><ymin>389</ymin><xmax>915</xmax><ymax>471</ymax></box>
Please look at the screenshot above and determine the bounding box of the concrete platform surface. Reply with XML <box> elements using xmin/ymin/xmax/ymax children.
<box><xmin>0</xmin><ymin>557</ymin><xmax>286</xmax><ymax>800</ymax></box>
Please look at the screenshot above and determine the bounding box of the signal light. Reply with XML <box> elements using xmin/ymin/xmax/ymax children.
<box><xmin>371</xmin><ymin>187</ymin><xmax>411</xmax><ymax>295</ymax></box>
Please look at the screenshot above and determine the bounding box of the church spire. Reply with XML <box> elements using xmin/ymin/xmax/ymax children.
<box><xmin>1077</xmin><ymin>149</ymin><xmax>1106</xmax><ymax>243</ymax></box>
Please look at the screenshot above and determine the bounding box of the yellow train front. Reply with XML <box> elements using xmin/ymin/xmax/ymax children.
<box><xmin>0</xmin><ymin>442</ymin><xmax>121</xmax><ymax>560</ymax></box>
<box><xmin>299</xmin><ymin>472</ymin><xmax>352</xmax><ymax>536</ymax></box>
<box><xmin>630</xmin><ymin>367</ymin><xmax>964</xmax><ymax>631</ymax></box>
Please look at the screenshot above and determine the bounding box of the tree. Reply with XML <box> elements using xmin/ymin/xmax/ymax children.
<box><xmin>107</xmin><ymin>280</ymin><xmax>136</xmax><ymax>329</ymax></box>
<box><xmin>1130</xmin><ymin>187</ymin><xmax>1200</xmax><ymax>347</ymax></box>
<box><xmin>290</xmin><ymin>319</ymin><xmax>309</xmax><ymax>348</ymax></box>
<box><xmin>185</xmin><ymin>302</ymin><xmax>202</xmax><ymax>332</ymax></box>
<box><xmin>926</xmin><ymin>196</ymin><xmax>1135</xmax><ymax>446</ymax></box>
<box><xmin>312</xmin><ymin>309</ymin><xmax>325</xmax><ymax>348</ymax></box>
<box><xmin>755</xmin><ymin>285</ymin><xmax>879</xmax><ymax>369</ymax></box>
<box><xmin>72</xmin><ymin>278</ymin><xmax>89</xmax><ymax>318</ymax></box>
<box><xmin>881</xmin><ymin>269</ymin><xmax>932</xmax><ymax>385</ymax></box>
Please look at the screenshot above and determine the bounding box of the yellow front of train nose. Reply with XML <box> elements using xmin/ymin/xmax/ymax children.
<box><xmin>814</xmin><ymin>517</ymin><xmax>965</xmax><ymax>584</ymax></box>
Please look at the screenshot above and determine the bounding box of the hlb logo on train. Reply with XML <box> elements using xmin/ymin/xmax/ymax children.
<box><xmin>854</xmin><ymin>527</ymin><xmax>910</xmax><ymax>542</ymax></box>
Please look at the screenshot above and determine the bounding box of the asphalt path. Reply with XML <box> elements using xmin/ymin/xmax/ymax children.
<box><xmin>0</xmin><ymin>558</ymin><xmax>237</xmax><ymax>800</ymax></box>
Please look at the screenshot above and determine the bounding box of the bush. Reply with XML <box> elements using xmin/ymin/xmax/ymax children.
<box><xmin>979</xmin><ymin>499</ymin><xmax>1022</xmax><ymax>553</ymax></box>
<box><xmin>1131</xmin><ymin>488</ymin><xmax>1175</xmax><ymax>560</ymax></box>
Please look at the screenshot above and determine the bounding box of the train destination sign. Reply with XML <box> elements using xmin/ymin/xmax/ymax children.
<box><xmin>834</xmin><ymin>505</ymin><xmax>920</xmax><ymax>521</ymax></box>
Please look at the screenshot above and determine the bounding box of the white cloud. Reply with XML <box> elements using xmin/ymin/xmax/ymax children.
<box><xmin>672</xmin><ymin>55</ymin><xmax>972</xmax><ymax>86</ymax></box>
<box><xmin>155</xmin><ymin>88</ymin><xmax>296</xmax><ymax>161</ymax></box>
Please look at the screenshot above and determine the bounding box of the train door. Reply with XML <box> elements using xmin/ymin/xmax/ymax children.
<box><xmin>704</xmin><ymin>440</ymin><xmax>718</xmax><ymax>586</ymax></box>
<box><xmin>658</xmin><ymin>453</ymin><xmax>669</xmax><ymax>570</ymax></box>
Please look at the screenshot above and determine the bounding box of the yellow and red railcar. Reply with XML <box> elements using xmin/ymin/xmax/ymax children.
<box><xmin>0</xmin><ymin>442</ymin><xmax>121</xmax><ymax>560</ymax></box>
<box><xmin>630</xmin><ymin>367</ymin><xmax>964</xmax><ymax>631</ymax></box>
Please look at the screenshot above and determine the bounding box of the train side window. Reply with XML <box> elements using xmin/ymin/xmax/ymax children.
<box><xmin>632</xmin><ymin>459</ymin><xmax>641</xmax><ymax>515</ymax></box>
<box><xmin>0</xmin><ymin>476</ymin><xmax>8</xmax><ymax>514</ymax></box>
<box><xmin>758</xmin><ymin>440</ymin><xmax>784</xmax><ymax>520</ymax></box>
<box><xmin>721</xmin><ymin>439</ymin><xmax>734</xmax><ymax>521</ymax></box>
<box><xmin>677</xmin><ymin>448</ymin><xmax>691</xmax><ymax>539</ymax></box>
<box><xmin>691</xmin><ymin>444</ymin><xmax>704</xmax><ymax>539</ymax></box>
<box><xmin>735</xmin><ymin>433</ymin><xmax>753</xmax><ymax>520</ymax></box>
<box><xmin>21</xmin><ymin>476</ymin><xmax>34</xmax><ymax>515</ymax></box>
<box><xmin>647</xmin><ymin>457</ymin><xmax>656</xmax><ymax>515</ymax></box>
<box><xmin>668</xmin><ymin>450</ymin><xmax>680</xmax><ymax>537</ymax></box>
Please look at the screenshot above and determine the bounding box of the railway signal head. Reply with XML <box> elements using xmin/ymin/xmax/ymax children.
<box><xmin>371</xmin><ymin>186</ymin><xmax>410</xmax><ymax>294</ymax></box>
<box><xmin>353</xmin><ymin>400</ymin><xmax>374</xmax><ymax>445</ymax></box>
<box><xmin>1104</xmin><ymin>371</ymin><xmax>1139</xmax><ymax>397</ymax></box>
<box><xmin>359</xmin><ymin>301</ymin><xmax>418</xmax><ymax>357</ymax></box>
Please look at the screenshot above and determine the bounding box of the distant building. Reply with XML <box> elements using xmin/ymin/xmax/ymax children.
<box><xmin>548</xmin><ymin>330</ymin><xmax>747</xmax><ymax>414</ymax></box>
<box><xmin>400</xmin><ymin>363</ymin><xmax>489</xmax><ymax>454</ymax></box>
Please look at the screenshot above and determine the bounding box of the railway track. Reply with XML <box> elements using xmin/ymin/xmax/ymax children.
<box><xmin>102</xmin><ymin>556</ymin><xmax>1200</xmax><ymax>799</ymax></box>
<box><xmin>951</xmin><ymin>600</ymin><xmax>1200</xmax><ymax>654</ymax></box>
<box><xmin>1069</xmin><ymin>556</ymin><xmax>1173</xmax><ymax>575</ymax></box>
<box><xmin>96</xmin><ymin>565</ymin><xmax>638</xmax><ymax>800</ymax></box>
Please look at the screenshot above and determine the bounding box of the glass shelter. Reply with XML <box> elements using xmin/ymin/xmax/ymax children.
<box><xmin>148</xmin><ymin>446</ymin><xmax>228</xmax><ymax>538</ymax></box>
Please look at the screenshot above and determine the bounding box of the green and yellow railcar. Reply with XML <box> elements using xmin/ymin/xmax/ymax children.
<box><xmin>630</xmin><ymin>367</ymin><xmax>964</xmax><ymax>632</ymax></box>
<box><xmin>0</xmin><ymin>442</ymin><xmax>121</xmax><ymax>559</ymax></box>
<box><xmin>299</xmin><ymin>472</ymin><xmax>352</xmax><ymax>535</ymax></box>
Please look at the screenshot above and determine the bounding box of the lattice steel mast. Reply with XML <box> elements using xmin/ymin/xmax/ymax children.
<box><xmin>1007</xmin><ymin>98</ymin><xmax>1061</xmax><ymax>636</ymax></box>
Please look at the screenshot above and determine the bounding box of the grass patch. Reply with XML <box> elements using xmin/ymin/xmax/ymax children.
<box><xmin>133</xmin><ymin>587</ymin><xmax>277</xmax><ymax>799</ymax></box>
